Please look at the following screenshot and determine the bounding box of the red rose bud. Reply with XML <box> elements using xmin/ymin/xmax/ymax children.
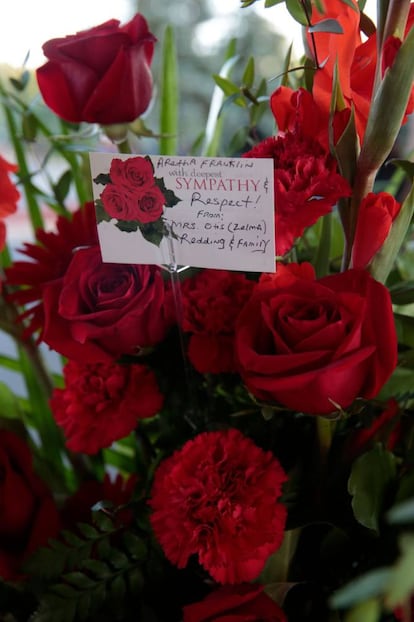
<box><xmin>36</xmin><ymin>14</ymin><xmax>156</xmax><ymax>125</ymax></box>
<box><xmin>236</xmin><ymin>263</ymin><xmax>397</xmax><ymax>415</ymax></box>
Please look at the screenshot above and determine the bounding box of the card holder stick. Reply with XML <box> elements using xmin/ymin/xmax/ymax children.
<box><xmin>161</xmin><ymin>225</ymin><xmax>199</xmax><ymax>430</ymax></box>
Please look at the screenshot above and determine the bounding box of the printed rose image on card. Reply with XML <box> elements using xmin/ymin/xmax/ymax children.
<box><xmin>89</xmin><ymin>153</ymin><xmax>275</xmax><ymax>272</ymax></box>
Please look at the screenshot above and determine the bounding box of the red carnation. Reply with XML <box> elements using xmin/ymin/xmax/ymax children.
<box><xmin>50</xmin><ymin>359</ymin><xmax>163</xmax><ymax>454</ymax></box>
<box><xmin>149</xmin><ymin>428</ymin><xmax>288</xmax><ymax>584</ymax></box>
<box><xmin>181</xmin><ymin>269</ymin><xmax>254</xmax><ymax>373</ymax></box>
<box><xmin>183</xmin><ymin>584</ymin><xmax>287</xmax><ymax>622</ymax></box>
<box><xmin>243</xmin><ymin>133</ymin><xmax>351</xmax><ymax>256</ymax></box>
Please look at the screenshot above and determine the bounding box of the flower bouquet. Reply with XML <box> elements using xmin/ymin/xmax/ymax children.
<box><xmin>0</xmin><ymin>1</ymin><xmax>414</xmax><ymax>621</ymax></box>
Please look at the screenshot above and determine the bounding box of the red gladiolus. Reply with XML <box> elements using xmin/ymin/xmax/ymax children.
<box><xmin>351</xmin><ymin>192</ymin><xmax>401</xmax><ymax>269</ymax></box>
<box><xmin>0</xmin><ymin>155</ymin><xmax>20</xmax><ymax>252</ymax></box>
<box><xmin>307</xmin><ymin>0</ymin><xmax>414</xmax><ymax>142</ymax></box>
<box><xmin>149</xmin><ymin>428</ymin><xmax>288</xmax><ymax>585</ymax></box>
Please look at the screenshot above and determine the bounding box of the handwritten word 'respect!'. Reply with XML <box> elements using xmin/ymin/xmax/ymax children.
<box><xmin>190</xmin><ymin>192</ymin><xmax>255</xmax><ymax>211</ymax></box>
<box><xmin>175</xmin><ymin>177</ymin><xmax>260</xmax><ymax>192</ymax></box>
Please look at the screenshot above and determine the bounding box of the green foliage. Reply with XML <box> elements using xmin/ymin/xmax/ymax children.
<box><xmin>348</xmin><ymin>444</ymin><xmax>397</xmax><ymax>532</ymax></box>
<box><xmin>25</xmin><ymin>509</ymin><xmax>149</xmax><ymax>622</ymax></box>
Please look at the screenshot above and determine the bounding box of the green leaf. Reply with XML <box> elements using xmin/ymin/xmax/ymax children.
<box><xmin>159</xmin><ymin>25</ymin><xmax>178</xmax><ymax>155</ymax></box>
<box><xmin>385</xmin><ymin>534</ymin><xmax>414</xmax><ymax>608</ymax></box>
<box><xmin>52</xmin><ymin>170</ymin><xmax>72</xmax><ymax>205</ymax></box>
<box><xmin>93</xmin><ymin>512</ymin><xmax>115</xmax><ymax>533</ymax></box>
<box><xmin>95</xmin><ymin>199</ymin><xmax>112</xmax><ymax>224</ymax></box>
<box><xmin>76</xmin><ymin>523</ymin><xmax>100</xmax><ymax>540</ymax></box>
<box><xmin>343</xmin><ymin>599</ymin><xmax>381</xmax><ymax>622</ymax></box>
<box><xmin>9</xmin><ymin>70</ymin><xmax>29</xmax><ymax>92</ymax></box>
<box><xmin>76</xmin><ymin>591</ymin><xmax>93</xmax><ymax>621</ymax></box>
<box><xmin>0</xmin><ymin>381</ymin><xmax>22</xmax><ymax>419</ymax></box>
<box><xmin>138</xmin><ymin>219</ymin><xmax>168</xmax><ymax>247</ymax></box>
<box><xmin>394</xmin><ymin>313</ymin><xmax>414</xmax><ymax>349</ymax></box>
<box><xmin>116</xmin><ymin>219</ymin><xmax>140</xmax><ymax>233</ymax></box>
<box><xmin>265</xmin><ymin>0</ymin><xmax>284</xmax><ymax>5</ymax></box>
<box><xmin>390</xmin><ymin>280</ymin><xmax>414</xmax><ymax>305</ymax></box>
<box><xmin>308</xmin><ymin>18</ymin><xmax>344</xmax><ymax>33</ymax></box>
<box><xmin>127</xmin><ymin>567</ymin><xmax>144</xmax><ymax>593</ymax></box>
<box><xmin>212</xmin><ymin>74</ymin><xmax>241</xmax><ymax>97</ymax></box>
<box><xmin>64</xmin><ymin>571</ymin><xmax>96</xmax><ymax>590</ymax></box>
<box><xmin>123</xmin><ymin>532</ymin><xmax>147</xmax><ymax>560</ymax></box>
<box><xmin>285</xmin><ymin>0</ymin><xmax>309</xmax><ymax>26</ymax></box>
<box><xmin>359</xmin><ymin>25</ymin><xmax>414</xmax><ymax>173</ymax></box>
<box><xmin>93</xmin><ymin>173</ymin><xmax>111</xmax><ymax>186</ymax></box>
<box><xmin>201</xmin><ymin>42</ymin><xmax>239</xmax><ymax>156</ymax></box>
<box><xmin>80</xmin><ymin>559</ymin><xmax>111</xmax><ymax>580</ymax></box>
<box><xmin>388</xmin><ymin>158</ymin><xmax>414</xmax><ymax>181</ymax></box>
<box><xmin>154</xmin><ymin>176</ymin><xmax>182</xmax><ymax>207</ymax></box>
<box><xmin>348</xmin><ymin>444</ymin><xmax>397</xmax><ymax>532</ymax></box>
<box><xmin>242</xmin><ymin>57</ymin><xmax>255</xmax><ymax>88</ymax></box>
<box><xmin>22</xmin><ymin>112</ymin><xmax>38</xmax><ymax>141</ymax></box>
<box><xmin>61</xmin><ymin>530</ymin><xmax>85</xmax><ymax>548</ymax></box>
<box><xmin>387</xmin><ymin>498</ymin><xmax>414</xmax><ymax>524</ymax></box>
<box><xmin>109</xmin><ymin>574</ymin><xmax>126</xmax><ymax>604</ymax></box>
<box><xmin>330</xmin><ymin>567</ymin><xmax>392</xmax><ymax>608</ymax></box>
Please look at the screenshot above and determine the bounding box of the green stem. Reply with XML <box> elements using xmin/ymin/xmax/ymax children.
<box><xmin>2</xmin><ymin>101</ymin><xmax>44</xmax><ymax>230</ymax></box>
<box><xmin>314</xmin><ymin>212</ymin><xmax>332</xmax><ymax>278</ymax></box>
<box><xmin>316</xmin><ymin>415</ymin><xmax>336</xmax><ymax>465</ymax></box>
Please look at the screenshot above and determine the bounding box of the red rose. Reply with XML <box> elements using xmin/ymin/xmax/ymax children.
<box><xmin>100</xmin><ymin>183</ymin><xmax>138</xmax><ymax>221</ymax></box>
<box><xmin>235</xmin><ymin>263</ymin><xmax>397</xmax><ymax>415</ymax></box>
<box><xmin>149</xmin><ymin>428</ymin><xmax>288</xmax><ymax>584</ymax></box>
<box><xmin>50</xmin><ymin>359</ymin><xmax>164</xmax><ymax>454</ymax></box>
<box><xmin>36</xmin><ymin>14</ymin><xmax>156</xmax><ymax>125</ymax></box>
<box><xmin>243</xmin><ymin>133</ymin><xmax>351</xmax><ymax>257</ymax></box>
<box><xmin>181</xmin><ymin>269</ymin><xmax>255</xmax><ymax>373</ymax></box>
<box><xmin>0</xmin><ymin>155</ymin><xmax>20</xmax><ymax>251</ymax></box>
<box><xmin>183</xmin><ymin>584</ymin><xmax>287</xmax><ymax>622</ymax></box>
<box><xmin>351</xmin><ymin>192</ymin><xmax>401</xmax><ymax>269</ymax></box>
<box><xmin>42</xmin><ymin>245</ymin><xmax>173</xmax><ymax>362</ymax></box>
<box><xmin>135</xmin><ymin>186</ymin><xmax>165</xmax><ymax>223</ymax></box>
<box><xmin>0</xmin><ymin>430</ymin><xmax>60</xmax><ymax>581</ymax></box>
<box><xmin>109</xmin><ymin>156</ymin><xmax>155</xmax><ymax>193</ymax></box>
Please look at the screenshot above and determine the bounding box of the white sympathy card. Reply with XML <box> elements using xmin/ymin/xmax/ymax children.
<box><xmin>89</xmin><ymin>153</ymin><xmax>275</xmax><ymax>272</ymax></box>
